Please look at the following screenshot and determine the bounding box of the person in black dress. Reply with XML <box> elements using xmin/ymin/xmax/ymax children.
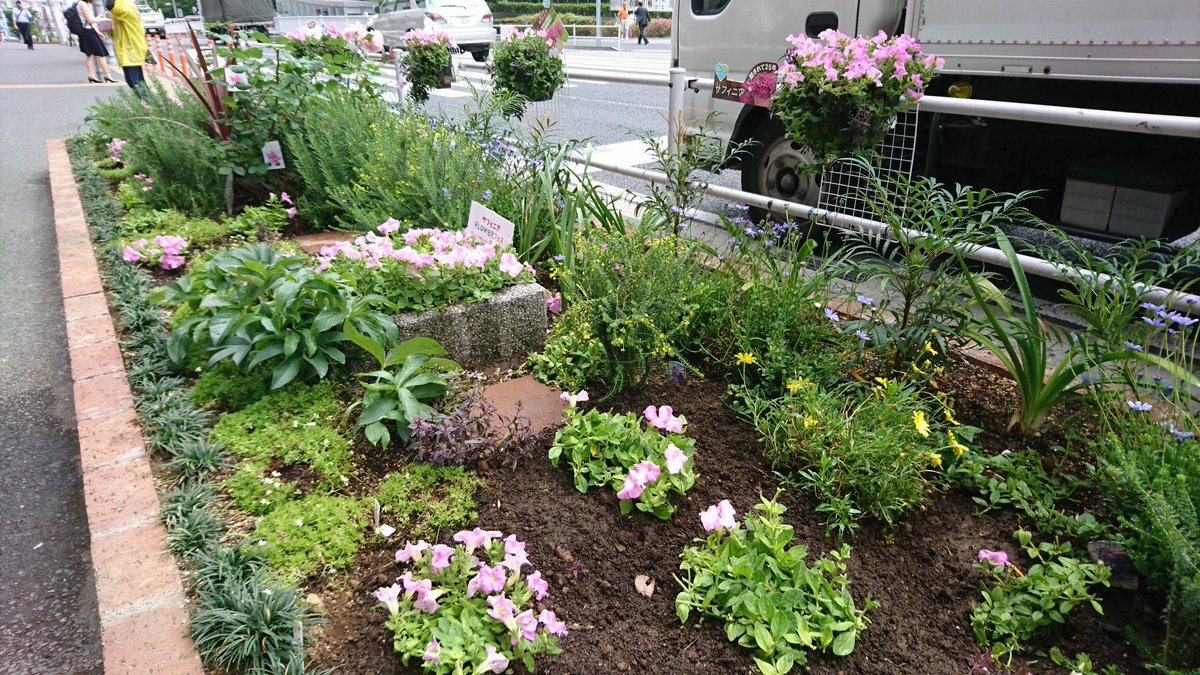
<box><xmin>77</xmin><ymin>0</ymin><xmax>118</xmax><ymax>83</ymax></box>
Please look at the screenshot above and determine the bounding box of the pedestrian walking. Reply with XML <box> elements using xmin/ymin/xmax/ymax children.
<box><xmin>105</xmin><ymin>0</ymin><xmax>149</xmax><ymax>90</ymax></box>
<box><xmin>74</xmin><ymin>0</ymin><xmax>118</xmax><ymax>83</ymax></box>
<box><xmin>634</xmin><ymin>1</ymin><xmax>650</xmax><ymax>45</ymax></box>
<box><xmin>617</xmin><ymin>1</ymin><xmax>629</xmax><ymax>40</ymax></box>
<box><xmin>13</xmin><ymin>1</ymin><xmax>34</xmax><ymax>50</ymax></box>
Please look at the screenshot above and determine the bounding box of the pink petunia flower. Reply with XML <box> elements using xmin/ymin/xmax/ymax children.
<box><xmin>700</xmin><ymin>500</ymin><xmax>736</xmax><ymax>532</ymax></box>
<box><xmin>373</xmin><ymin>584</ymin><xmax>401</xmax><ymax>614</ymax></box>
<box><xmin>481</xmin><ymin>645</ymin><xmax>509</xmax><ymax>674</ymax></box>
<box><xmin>525</xmin><ymin>570</ymin><xmax>549</xmax><ymax>601</ymax></box>
<box><xmin>498</xmin><ymin>252</ymin><xmax>524</xmax><ymax>278</ymax></box>
<box><xmin>664</xmin><ymin>443</ymin><xmax>687</xmax><ymax>475</ymax></box>
<box><xmin>430</xmin><ymin>544</ymin><xmax>454</xmax><ymax>571</ymax></box>
<box><xmin>423</xmin><ymin>638</ymin><xmax>441</xmax><ymax>665</ymax></box>
<box><xmin>539</xmin><ymin>609</ymin><xmax>568</xmax><ymax>636</ymax></box>
<box><xmin>978</xmin><ymin>549</ymin><xmax>1011</xmax><ymax>568</ymax></box>
<box><xmin>547</xmin><ymin>292</ymin><xmax>562</xmax><ymax>315</ymax></box>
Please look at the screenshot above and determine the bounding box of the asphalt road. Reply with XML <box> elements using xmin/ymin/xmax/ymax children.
<box><xmin>0</xmin><ymin>39</ymin><xmax>116</xmax><ymax>674</ymax></box>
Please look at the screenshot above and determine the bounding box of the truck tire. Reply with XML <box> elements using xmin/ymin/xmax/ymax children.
<box><xmin>471</xmin><ymin>47</ymin><xmax>489</xmax><ymax>62</ymax></box>
<box><xmin>740</xmin><ymin>115</ymin><xmax>821</xmax><ymax>222</ymax></box>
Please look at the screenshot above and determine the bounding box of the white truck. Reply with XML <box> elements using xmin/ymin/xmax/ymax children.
<box><xmin>137</xmin><ymin>3</ymin><xmax>167</xmax><ymax>36</ymax></box>
<box><xmin>675</xmin><ymin>0</ymin><xmax>1200</xmax><ymax>240</ymax></box>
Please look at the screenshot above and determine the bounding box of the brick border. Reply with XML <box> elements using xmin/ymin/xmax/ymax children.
<box><xmin>48</xmin><ymin>138</ymin><xmax>205</xmax><ymax>675</ymax></box>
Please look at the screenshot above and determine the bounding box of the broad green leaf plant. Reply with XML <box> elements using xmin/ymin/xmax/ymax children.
<box><xmin>676</xmin><ymin>496</ymin><xmax>876</xmax><ymax>674</ymax></box>
<box><xmin>154</xmin><ymin>243</ymin><xmax>394</xmax><ymax>389</ymax></box>
<box><xmin>343</xmin><ymin>320</ymin><xmax>458</xmax><ymax>449</ymax></box>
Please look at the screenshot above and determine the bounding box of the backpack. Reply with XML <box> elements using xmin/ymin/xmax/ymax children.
<box><xmin>63</xmin><ymin>4</ymin><xmax>85</xmax><ymax>36</ymax></box>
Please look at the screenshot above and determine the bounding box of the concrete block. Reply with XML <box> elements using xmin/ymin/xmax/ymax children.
<box><xmin>393</xmin><ymin>282</ymin><xmax>547</xmax><ymax>367</ymax></box>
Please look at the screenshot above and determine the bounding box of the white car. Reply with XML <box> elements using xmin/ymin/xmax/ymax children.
<box><xmin>371</xmin><ymin>0</ymin><xmax>495</xmax><ymax>62</ymax></box>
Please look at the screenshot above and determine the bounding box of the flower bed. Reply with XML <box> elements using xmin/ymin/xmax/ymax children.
<box><xmin>68</xmin><ymin>22</ymin><xmax>1200</xmax><ymax>675</ymax></box>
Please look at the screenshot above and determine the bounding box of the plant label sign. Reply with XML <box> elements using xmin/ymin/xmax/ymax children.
<box><xmin>711</xmin><ymin>61</ymin><xmax>778</xmax><ymax>109</ymax></box>
<box><xmin>466</xmin><ymin>201</ymin><xmax>515</xmax><ymax>248</ymax></box>
<box><xmin>262</xmin><ymin>140</ymin><xmax>285</xmax><ymax>170</ymax></box>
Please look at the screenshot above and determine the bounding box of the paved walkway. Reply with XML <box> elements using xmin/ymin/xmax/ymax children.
<box><xmin>0</xmin><ymin>40</ymin><xmax>123</xmax><ymax>673</ymax></box>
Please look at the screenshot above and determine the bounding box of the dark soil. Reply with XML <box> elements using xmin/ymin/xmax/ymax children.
<box><xmin>306</xmin><ymin>357</ymin><xmax>1163</xmax><ymax>674</ymax></box>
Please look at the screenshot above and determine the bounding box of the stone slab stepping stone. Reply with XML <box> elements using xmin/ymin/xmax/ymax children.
<box><xmin>293</xmin><ymin>232</ymin><xmax>353</xmax><ymax>254</ymax></box>
<box><xmin>483</xmin><ymin>375</ymin><xmax>567</xmax><ymax>436</ymax></box>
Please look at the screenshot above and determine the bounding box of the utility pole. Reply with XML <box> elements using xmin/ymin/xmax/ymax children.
<box><xmin>594</xmin><ymin>0</ymin><xmax>600</xmax><ymax>48</ymax></box>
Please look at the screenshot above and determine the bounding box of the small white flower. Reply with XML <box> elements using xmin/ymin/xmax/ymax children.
<box><xmin>295</xmin><ymin>519</ymin><xmax>304</xmax><ymax>527</ymax></box>
<box><xmin>260</xmin><ymin>499</ymin><xmax>270</xmax><ymax>505</ymax></box>
<box><xmin>304</xmin><ymin>421</ymin><xmax>316</xmax><ymax>428</ymax></box>
<box><xmin>272</xmin><ymin>471</ymin><xmax>282</xmax><ymax>477</ymax></box>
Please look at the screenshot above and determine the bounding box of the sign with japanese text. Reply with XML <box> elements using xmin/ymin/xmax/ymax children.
<box><xmin>466</xmin><ymin>201</ymin><xmax>515</xmax><ymax>248</ymax></box>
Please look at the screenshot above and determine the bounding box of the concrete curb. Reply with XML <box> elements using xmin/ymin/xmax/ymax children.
<box><xmin>48</xmin><ymin>138</ymin><xmax>205</xmax><ymax>675</ymax></box>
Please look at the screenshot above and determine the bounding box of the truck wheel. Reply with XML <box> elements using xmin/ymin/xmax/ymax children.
<box><xmin>471</xmin><ymin>47</ymin><xmax>489</xmax><ymax>62</ymax></box>
<box><xmin>740</xmin><ymin>116</ymin><xmax>821</xmax><ymax>222</ymax></box>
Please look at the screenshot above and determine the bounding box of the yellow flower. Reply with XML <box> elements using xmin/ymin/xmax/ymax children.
<box><xmin>735</xmin><ymin>352</ymin><xmax>757</xmax><ymax>366</ymax></box>
<box><xmin>947</xmin><ymin>431</ymin><xmax>968</xmax><ymax>459</ymax></box>
<box><xmin>924</xmin><ymin>341</ymin><xmax>939</xmax><ymax>356</ymax></box>
<box><xmin>786</xmin><ymin>379</ymin><xmax>803</xmax><ymax>394</ymax></box>
<box><xmin>803</xmin><ymin>414</ymin><xmax>819</xmax><ymax>429</ymax></box>
<box><xmin>944</xmin><ymin>409</ymin><xmax>960</xmax><ymax>426</ymax></box>
<box><xmin>912</xmin><ymin>362</ymin><xmax>927</xmax><ymax>376</ymax></box>
<box><xmin>929</xmin><ymin>453</ymin><xmax>943</xmax><ymax>469</ymax></box>
<box><xmin>874</xmin><ymin>377</ymin><xmax>891</xmax><ymax>388</ymax></box>
<box><xmin>913</xmin><ymin>410</ymin><xmax>930</xmax><ymax>437</ymax></box>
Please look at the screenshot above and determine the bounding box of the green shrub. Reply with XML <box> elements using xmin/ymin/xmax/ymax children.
<box><xmin>89</xmin><ymin>82</ymin><xmax>227</xmax><ymax>217</ymax></box>
<box><xmin>738</xmin><ymin>377</ymin><xmax>962</xmax><ymax>540</ymax></box>
<box><xmin>539</xmin><ymin>229</ymin><xmax>734</xmax><ymax>396</ymax></box>
<box><xmin>677</xmin><ymin>496</ymin><xmax>876</xmax><ymax>671</ymax></box>
<box><xmin>645</xmin><ymin>17</ymin><xmax>671</xmax><ymax>38</ymax></box>
<box><xmin>190</xmin><ymin>360</ymin><xmax>275</xmax><ymax>411</ymax></box>
<box><xmin>210</xmin><ymin>382</ymin><xmax>354</xmax><ymax>486</ymax></box>
<box><xmin>373</xmin><ymin>465</ymin><xmax>484</xmax><ymax>540</ymax></box>
<box><xmin>251</xmin><ymin>495</ymin><xmax>364</xmax><ymax>581</ymax></box>
<box><xmin>972</xmin><ymin>529</ymin><xmax>1110</xmax><ymax>661</ymax></box>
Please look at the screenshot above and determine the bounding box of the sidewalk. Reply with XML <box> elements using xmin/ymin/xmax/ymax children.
<box><xmin>0</xmin><ymin>39</ymin><xmax>123</xmax><ymax>673</ymax></box>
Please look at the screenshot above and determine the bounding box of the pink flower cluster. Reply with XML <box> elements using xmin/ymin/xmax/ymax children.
<box><xmin>978</xmin><ymin>549</ymin><xmax>1011</xmax><ymax>568</ymax></box>
<box><xmin>404</xmin><ymin>28</ymin><xmax>457</xmax><ymax>49</ymax></box>
<box><xmin>616</xmin><ymin>443</ymin><xmax>690</xmax><ymax>501</ymax></box>
<box><xmin>108</xmin><ymin>138</ymin><xmax>127</xmax><ymax>164</ymax></box>
<box><xmin>122</xmin><ymin>235</ymin><xmax>188</xmax><ymax>270</ymax></box>
<box><xmin>560</xmin><ymin>389</ymin><xmax>589</xmax><ymax>406</ymax></box>
<box><xmin>739</xmin><ymin>70</ymin><xmax>777</xmax><ymax>104</ymax></box>
<box><xmin>377</xmin><ymin>529</ymin><xmax>567</xmax><ymax>670</ymax></box>
<box><xmin>131</xmin><ymin>172</ymin><xmax>154</xmax><ymax>192</ymax></box>
<box><xmin>316</xmin><ymin>221</ymin><xmax>531</xmax><ymax>280</ymax></box>
<box><xmin>777</xmin><ymin>29</ymin><xmax>944</xmax><ymax>101</ymax></box>
<box><xmin>644</xmin><ymin>405</ymin><xmax>685</xmax><ymax>433</ymax></box>
<box><xmin>700</xmin><ymin>499</ymin><xmax>737</xmax><ymax>532</ymax></box>
<box><xmin>508</xmin><ymin>26</ymin><xmax>557</xmax><ymax>50</ymax></box>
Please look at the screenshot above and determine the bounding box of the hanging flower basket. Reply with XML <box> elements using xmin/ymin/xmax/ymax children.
<box><xmin>772</xmin><ymin>30</ymin><xmax>944</xmax><ymax>174</ymax></box>
<box><xmin>401</xmin><ymin>29</ymin><xmax>456</xmax><ymax>102</ymax></box>
<box><xmin>489</xmin><ymin>27</ymin><xmax>566</xmax><ymax>112</ymax></box>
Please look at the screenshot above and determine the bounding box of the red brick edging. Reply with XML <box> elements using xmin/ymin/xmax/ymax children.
<box><xmin>48</xmin><ymin>138</ymin><xmax>205</xmax><ymax>674</ymax></box>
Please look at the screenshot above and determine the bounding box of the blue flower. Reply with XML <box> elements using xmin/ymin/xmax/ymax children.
<box><xmin>857</xmin><ymin>295</ymin><xmax>874</xmax><ymax>306</ymax></box>
<box><xmin>1140</xmin><ymin>302</ymin><xmax>1165</xmax><ymax>312</ymax></box>
<box><xmin>441</xmin><ymin>187</ymin><xmax>451</xmax><ymax>197</ymax></box>
<box><xmin>552</xmin><ymin>255</ymin><xmax>565</xmax><ymax>262</ymax></box>
<box><xmin>482</xmin><ymin>189</ymin><xmax>492</xmax><ymax>201</ymax></box>
<box><xmin>1123</xmin><ymin>341</ymin><xmax>1143</xmax><ymax>352</ymax></box>
<box><xmin>1169</xmin><ymin>425</ymin><xmax>1195</xmax><ymax>441</ymax></box>
<box><xmin>1165</xmin><ymin>311</ymin><xmax>1198</xmax><ymax>327</ymax></box>
<box><xmin>824</xmin><ymin>307</ymin><xmax>840</xmax><ymax>323</ymax></box>
<box><xmin>1142</xmin><ymin>316</ymin><xmax>1167</xmax><ymax>328</ymax></box>
<box><xmin>1127</xmin><ymin>400</ymin><xmax>1153</xmax><ymax>412</ymax></box>
<box><xmin>854</xmin><ymin>330</ymin><xmax>870</xmax><ymax>341</ymax></box>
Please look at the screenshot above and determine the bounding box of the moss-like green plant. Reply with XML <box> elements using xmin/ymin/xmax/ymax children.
<box><xmin>222</xmin><ymin>461</ymin><xmax>296</xmax><ymax>515</ymax></box>
<box><xmin>373</xmin><ymin>465</ymin><xmax>484</xmax><ymax>540</ymax></box>
<box><xmin>251</xmin><ymin>495</ymin><xmax>364</xmax><ymax>582</ymax></box>
<box><xmin>211</xmin><ymin>382</ymin><xmax>354</xmax><ymax>485</ymax></box>
<box><xmin>190</xmin><ymin>360</ymin><xmax>274</xmax><ymax>411</ymax></box>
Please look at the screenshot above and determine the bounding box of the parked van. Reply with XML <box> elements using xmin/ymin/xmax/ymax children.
<box><xmin>371</xmin><ymin>0</ymin><xmax>495</xmax><ymax>62</ymax></box>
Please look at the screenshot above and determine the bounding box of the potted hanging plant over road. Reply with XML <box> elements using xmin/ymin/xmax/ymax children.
<box><xmin>772</xmin><ymin>29</ymin><xmax>943</xmax><ymax>173</ymax></box>
<box><xmin>489</xmin><ymin>26</ymin><xmax>566</xmax><ymax>116</ymax></box>
<box><xmin>401</xmin><ymin>29</ymin><xmax>455</xmax><ymax>102</ymax></box>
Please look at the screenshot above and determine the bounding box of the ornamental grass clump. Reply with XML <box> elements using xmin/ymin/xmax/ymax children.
<box><xmin>403</xmin><ymin>30</ymin><xmax>455</xmax><ymax>102</ymax></box>
<box><xmin>773</xmin><ymin>29</ymin><xmax>942</xmax><ymax>171</ymax></box>
<box><xmin>490</xmin><ymin>28</ymin><xmax>566</xmax><ymax>112</ymax></box>
<box><xmin>376</xmin><ymin>531</ymin><xmax>566</xmax><ymax>673</ymax></box>
<box><xmin>548</xmin><ymin>392</ymin><xmax>697</xmax><ymax>519</ymax></box>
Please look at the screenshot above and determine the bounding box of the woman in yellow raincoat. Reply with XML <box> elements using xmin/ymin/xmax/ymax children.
<box><xmin>105</xmin><ymin>0</ymin><xmax>148</xmax><ymax>90</ymax></box>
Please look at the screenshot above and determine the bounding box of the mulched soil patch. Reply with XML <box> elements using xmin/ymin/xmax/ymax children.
<box><xmin>306</xmin><ymin>359</ymin><xmax>1161</xmax><ymax>674</ymax></box>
